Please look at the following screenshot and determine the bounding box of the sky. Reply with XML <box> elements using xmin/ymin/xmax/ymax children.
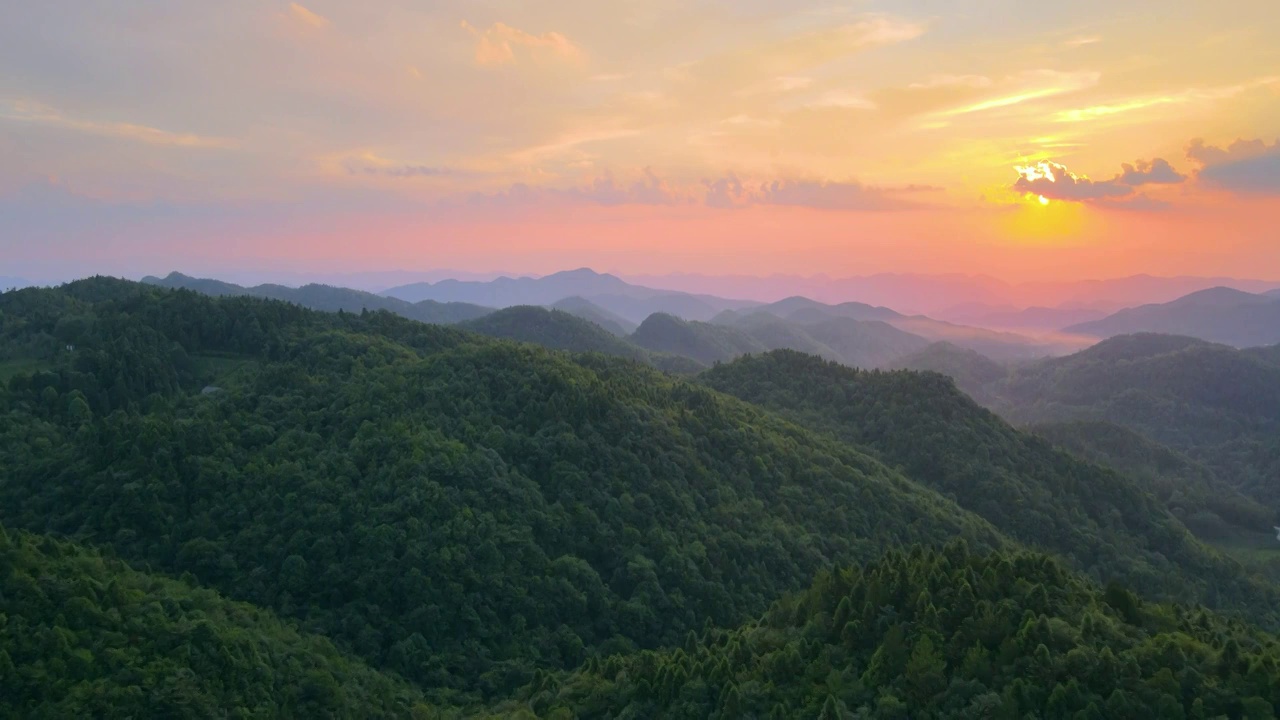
<box><xmin>2</xmin><ymin>0</ymin><xmax>1279</xmax><ymax>283</ymax></box>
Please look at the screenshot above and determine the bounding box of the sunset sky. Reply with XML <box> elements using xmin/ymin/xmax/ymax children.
<box><xmin>3</xmin><ymin>0</ymin><xmax>1279</xmax><ymax>282</ymax></box>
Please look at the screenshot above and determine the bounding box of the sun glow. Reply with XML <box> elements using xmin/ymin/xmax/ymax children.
<box><xmin>1038</xmin><ymin>195</ymin><xmax>1050</xmax><ymax>206</ymax></box>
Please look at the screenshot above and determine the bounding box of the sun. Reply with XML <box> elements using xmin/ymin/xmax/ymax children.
<box><xmin>1038</xmin><ymin>195</ymin><xmax>1050</xmax><ymax>206</ymax></box>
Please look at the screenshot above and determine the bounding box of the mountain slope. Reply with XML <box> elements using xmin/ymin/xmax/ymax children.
<box><xmin>493</xmin><ymin>544</ymin><xmax>1280</xmax><ymax>719</ymax></box>
<box><xmin>629</xmin><ymin>312</ymin><xmax>768</xmax><ymax>364</ymax></box>
<box><xmin>550</xmin><ymin>296</ymin><xmax>637</xmax><ymax>336</ymax></box>
<box><xmin>1067</xmin><ymin>287</ymin><xmax>1280</xmax><ymax>347</ymax></box>
<box><xmin>144</xmin><ymin>271</ymin><xmax>493</xmax><ymax>324</ymax></box>
<box><xmin>744</xmin><ymin>295</ymin><xmax>1084</xmax><ymax>360</ymax></box>
<box><xmin>459</xmin><ymin>306</ymin><xmax>648</xmax><ymax>359</ymax></box>
<box><xmin>0</xmin><ymin>524</ymin><xmax>426</xmax><ymax>718</ymax></box>
<box><xmin>985</xmin><ymin>334</ymin><xmax>1280</xmax><ymax>512</ymax></box>
<box><xmin>711</xmin><ymin>311</ymin><xmax>931</xmax><ymax>369</ymax></box>
<box><xmin>699</xmin><ymin>350</ymin><xmax>1280</xmax><ymax>623</ymax></box>
<box><xmin>888</xmin><ymin>341</ymin><xmax>1008</xmax><ymax>399</ymax></box>
<box><xmin>1032</xmin><ymin>420</ymin><xmax>1274</xmax><ymax>541</ymax></box>
<box><xmin>0</xmin><ymin>279</ymin><xmax>1020</xmax><ymax>697</ymax></box>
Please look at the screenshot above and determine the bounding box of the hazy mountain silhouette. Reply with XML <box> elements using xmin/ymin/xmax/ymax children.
<box><xmin>936</xmin><ymin>303</ymin><xmax>1109</xmax><ymax>332</ymax></box>
<box><xmin>549</xmin><ymin>296</ymin><xmax>637</xmax><ymax>336</ymax></box>
<box><xmin>720</xmin><ymin>295</ymin><xmax>1084</xmax><ymax>360</ymax></box>
<box><xmin>622</xmin><ymin>271</ymin><xmax>1280</xmax><ymax>315</ymax></box>
<box><xmin>143</xmin><ymin>271</ymin><xmax>493</xmax><ymax>324</ymax></box>
<box><xmin>712</xmin><ymin>310</ymin><xmax>931</xmax><ymax>368</ymax></box>
<box><xmin>1066</xmin><ymin>287</ymin><xmax>1280</xmax><ymax>347</ymax></box>
<box><xmin>381</xmin><ymin>267</ymin><xmax>755</xmax><ymax>322</ymax></box>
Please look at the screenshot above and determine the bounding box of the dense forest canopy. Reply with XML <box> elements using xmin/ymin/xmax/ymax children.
<box><xmin>3</xmin><ymin>278</ymin><xmax>1280</xmax><ymax>717</ymax></box>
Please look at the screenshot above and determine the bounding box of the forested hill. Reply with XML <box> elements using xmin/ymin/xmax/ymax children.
<box><xmin>0</xmin><ymin>523</ymin><xmax>428</xmax><ymax>718</ymax></box>
<box><xmin>699</xmin><ymin>350</ymin><xmax>1280</xmax><ymax>623</ymax></box>
<box><xmin>5</xmin><ymin>280</ymin><xmax>1280</xmax><ymax>716</ymax></box>
<box><xmin>987</xmin><ymin>333</ymin><xmax>1280</xmax><ymax>512</ymax></box>
<box><xmin>458</xmin><ymin>305</ymin><xmax>704</xmax><ymax>374</ymax></box>
<box><xmin>485</xmin><ymin>543</ymin><xmax>1280</xmax><ymax>719</ymax></box>
<box><xmin>1</xmin><ymin>278</ymin><xmax>1016</xmax><ymax>699</ymax></box>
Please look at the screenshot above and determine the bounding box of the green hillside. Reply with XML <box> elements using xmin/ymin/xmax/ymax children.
<box><xmin>699</xmin><ymin>350</ymin><xmax>1280</xmax><ymax>622</ymax></box>
<box><xmin>460</xmin><ymin>305</ymin><xmax>649</xmax><ymax>359</ymax></box>
<box><xmin>989</xmin><ymin>334</ymin><xmax>1280</xmax><ymax>511</ymax></box>
<box><xmin>0</xmin><ymin>523</ymin><xmax>426</xmax><ymax>718</ymax></box>
<box><xmin>888</xmin><ymin>341</ymin><xmax>1008</xmax><ymax>397</ymax></box>
<box><xmin>1032</xmin><ymin>420</ymin><xmax>1274</xmax><ymax>539</ymax></box>
<box><xmin>488</xmin><ymin>544</ymin><xmax>1280</xmax><ymax>719</ymax></box>
<box><xmin>629</xmin><ymin>312</ymin><xmax>767</xmax><ymax>364</ymax></box>
<box><xmin>0</xmin><ymin>279</ymin><xmax>1013</xmax><ymax>699</ymax></box>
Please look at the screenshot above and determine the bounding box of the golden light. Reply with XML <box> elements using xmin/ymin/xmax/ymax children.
<box><xmin>1038</xmin><ymin>195</ymin><xmax>1050</xmax><ymax>206</ymax></box>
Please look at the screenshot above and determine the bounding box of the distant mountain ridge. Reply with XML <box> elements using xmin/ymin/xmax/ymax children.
<box><xmin>381</xmin><ymin>267</ymin><xmax>756</xmax><ymax>323</ymax></box>
<box><xmin>1067</xmin><ymin>286</ymin><xmax>1280</xmax><ymax>347</ymax></box>
<box><xmin>724</xmin><ymin>295</ymin><xmax>1085</xmax><ymax>360</ymax></box>
<box><xmin>142</xmin><ymin>271</ymin><xmax>494</xmax><ymax>324</ymax></box>
<box><xmin>620</xmin><ymin>271</ymin><xmax>1280</xmax><ymax>315</ymax></box>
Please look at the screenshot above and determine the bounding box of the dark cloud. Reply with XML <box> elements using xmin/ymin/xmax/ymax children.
<box><xmin>453</xmin><ymin>171</ymin><xmax>931</xmax><ymax>213</ymax></box>
<box><xmin>702</xmin><ymin>175</ymin><xmax>923</xmax><ymax>211</ymax></box>
<box><xmin>1187</xmin><ymin>137</ymin><xmax>1280</xmax><ymax>195</ymax></box>
<box><xmin>459</xmin><ymin>169</ymin><xmax>686</xmax><ymax>208</ymax></box>
<box><xmin>346</xmin><ymin>163</ymin><xmax>456</xmax><ymax>178</ymax></box>
<box><xmin>1117</xmin><ymin>158</ymin><xmax>1185</xmax><ymax>186</ymax></box>
<box><xmin>1012</xmin><ymin>161</ymin><xmax>1132</xmax><ymax>201</ymax></box>
<box><xmin>1012</xmin><ymin>157</ymin><xmax>1185</xmax><ymax>206</ymax></box>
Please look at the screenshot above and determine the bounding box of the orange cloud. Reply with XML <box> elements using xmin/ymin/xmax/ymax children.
<box><xmin>287</xmin><ymin>3</ymin><xmax>329</xmax><ymax>30</ymax></box>
<box><xmin>460</xmin><ymin>21</ymin><xmax>583</xmax><ymax>67</ymax></box>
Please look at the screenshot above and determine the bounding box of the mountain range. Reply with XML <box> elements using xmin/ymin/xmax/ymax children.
<box><xmin>142</xmin><ymin>271</ymin><xmax>493</xmax><ymax>324</ymax></box>
<box><xmin>620</xmin><ymin>271</ymin><xmax>1280</xmax><ymax>316</ymax></box>
<box><xmin>1067</xmin><ymin>287</ymin><xmax>1280</xmax><ymax>347</ymax></box>
<box><xmin>381</xmin><ymin>267</ymin><xmax>756</xmax><ymax>323</ymax></box>
<box><xmin>3</xmin><ymin>277</ymin><xmax>1280</xmax><ymax>715</ymax></box>
<box><xmin>140</xmin><ymin>270</ymin><xmax>1086</xmax><ymax>371</ymax></box>
<box><xmin>902</xmin><ymin>332</ymin><xmax>1280</xmax><ymax>557</ymax></box>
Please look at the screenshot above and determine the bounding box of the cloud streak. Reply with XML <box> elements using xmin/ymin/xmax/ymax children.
<box><xmin>0</xmin><ymin>99</ymin><xmax>233</xmax><ymax>148</ymax></box>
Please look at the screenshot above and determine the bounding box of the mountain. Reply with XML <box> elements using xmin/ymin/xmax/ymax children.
<box><xmin>381</xmin><ymin>267</ymin><xmax>754</xmax><ymax>322</ymax></box>
<box><xmin>698</xmin><ymin>350</ymin><xmax>1280</xmax><ymax>621</ymax></box>
<box><xmin>623</xmin><ymin>271</ymin><xmax>1280</xmax><ymax>316</ymax></box>
<box><xmin>0</xmin><ymin>523</ymin><xmax>426</xmax><ymax>717</ymax></box>
<box><xmin>7</xmin><ymin>278</ymin><xmax>1280</xmax><ymax>715</ymax></box>
<box><xmin>459</xmin><ymin>306</ymin><xmax>648</xmax><ymax>359</ymax></box>
<box><xmin>984</xmin><ymin>334</ymin><xmax>1280</xmax><ymax>514</ymax></box>
<box><xmin>888</xmin><ymin>341</ymin><xmax>1008</xmax><ymax>399</ymax></box>
<box><xmin>629</xmin><ymin>312</ymin><xmax>768</xmax><ymax>364</ymax></box>
<box><xmin>0</xmin><ymin>276</ymin><xmax>33</xmax><ymax>291</ymax></box>
<box><xmin>1067</xmin><ymin>287</ymin><xmax>1280</xmax><ymax>347</ymax></box>
<box><xmin>712</xmin><ymin>310</ymin><xmax>932</xmax><ymax>369</ymax></box>
<box><xmin>549</xmin><ymin>296</ymin><xmax>637</xmax><ymax>336</ymax></box>
<box><xmin>1</xmin><ymin>278</ymin><xmax>1028</xmax><ymax>697</ymax></box>
<box><xmin>490</xmin><ymin>544</ymin><xmax>1280</xmax><ymax>719</ymax></box>
<box><xmin>752</xmin><ymin>295</ymin><xmax>903</xmax><ymax>323</ymax></box>
<box><xmin>936</xmin><ymin>302</ymin><xmax>1110</xmax><ymax>332</ymax></box>
<box><xmin>144</xmin><ymin>271</ymin><xmax>493</xmax><ymax>324</ymax></box>
<box><xmin>733</xmin><ymin>295</ymin><xmax>1086</xmax><ymax>360</ymax></box>
<box><xmin>1032</xmin><ymin>420</ymin><xmax>1274</xmax><ymax>544</ymax></box>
